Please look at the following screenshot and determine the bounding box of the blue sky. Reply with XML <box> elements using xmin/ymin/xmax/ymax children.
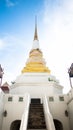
<box><xmin>0</xmin><ymin>0</ymin><xmax>73</xmax><ymax>93</ymax></box>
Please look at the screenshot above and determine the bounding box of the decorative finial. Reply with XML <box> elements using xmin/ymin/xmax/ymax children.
<box><xmin>0</xmin><ymin>64</ymin><xmax>4</xmax><ymax>79</ymax></box>
<box><xmin>34</xmin><ymin>16</ymin><xmax>38</xmax><ymax>40</ymax></box>
<box><xmin>0</xmin><ymin>64</ymin><xmax>4</xmax><ymax>86</ymax></box>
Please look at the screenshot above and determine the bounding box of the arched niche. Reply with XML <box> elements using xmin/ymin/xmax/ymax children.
<box><xmin>53</xmin><ymin>119</ymin><xmax>63</xmax><ymax>130</ymax></box>
<box><xmin>10</xmin><ymin>120</ymin><xmax>21</xmax><ymax>130</ymax></box>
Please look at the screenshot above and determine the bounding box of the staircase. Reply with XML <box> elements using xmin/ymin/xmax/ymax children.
<box><xmin>27</xmin><ymin>103</ymin><xmax>46</xmax><ymax>129</ymax></box>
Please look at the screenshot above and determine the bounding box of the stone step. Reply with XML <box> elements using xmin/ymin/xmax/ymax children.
<box><xmin>27</xmin><ymin>125</ymin><xmax>46</xmax><ymax>129</ymax></box>
<box><xmin>28</xmin><ymin>129</ymin><xmax>46</xmax><ymax>130</ymax></box>
<box><xmin>28</xmin><ymin>111</ymin><xmax>45</xmax><ymax>117</ymax></box>
<box><xmin>30</xmin><ymin>107</ymin><xmax>43</xmax><ymax>109</ymax></box>
<box><xmin>29</xmin><ymin>109</ymin><xmax>43</xmax><ymax>111</ymax></box>
<box><xmin>28</xmin><ymin>121</ymin><xmax>46</xmax><ymax>125</ymax></box>
<box><xmin>30</xmin><ymin>103</ymin><xmax>43</xmax><ymax>105</ymax></box>
<box><xmin>30</xmin><ymin>106</ymin><xmax>43</xmax><ymax>108</ymax></box>
<box><xmin>29</xmin><ymin>111</ymin><xmax>44</xmax><ymax>114</ymax></box>
<box><xmin>28</xmin><ymin>124</ymin><xmax>46</xmax><ymax>127</ymax></box>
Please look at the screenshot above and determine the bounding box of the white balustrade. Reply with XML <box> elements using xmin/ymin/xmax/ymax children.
<box><xmin>43</xmin><ymin>96</ymin><xmax>55</xmax><ymax>130</ymax></box>
<box><xmin>20</xmin><ymin>93</ymin><xmax>30</xmax><ymax>130</ymax></box>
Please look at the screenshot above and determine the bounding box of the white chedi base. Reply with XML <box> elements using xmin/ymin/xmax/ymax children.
<box><xmin>10</xmin><ymin>73</ymin><xmax>63</xmax><ymax>97</ymax></box>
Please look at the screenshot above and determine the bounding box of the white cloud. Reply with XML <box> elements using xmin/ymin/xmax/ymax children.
<box><xmin>0</xmin><ymin>39</ymin><xmax>4</xmax><ymax>49</ymax></box>
<box><xmin>42</xmin><ymin>0</ymin><xmax>73</xmax><ymax>93</ymax></box>
<box><xmin>0</xmin><ymin>34</ymin><xmax>28</xmax><ymax>85</ymax></box>
<box><xmin>0</xmin><ymin>34</ymin><xmax>25</xmax><ymax>50</ymax></box>
<box><xmin>0</xmin><ymin>35</ymin><xmax>16</xmax><ymax>50</ymax></box>
<box><xmin>5</xmin><ymin>0</ymin><xmax>18</xmax><ymax>7</ymax></box>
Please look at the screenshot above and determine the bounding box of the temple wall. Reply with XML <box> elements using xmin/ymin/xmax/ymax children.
<box><xmin>67</xmin><ymin>88</ymin><xmax>73</xmax><ymax>130</ymax></box>
<box><xmin>10</xmin><ymin>73</ymin><xmax>63</xmax><ymax>96</ymax></box>
<box><xmin>10</xmin><ymin>84</ymin><xmax>62</xmax><ymax>97</ymax></box>
<box><xmin>48</xmin><ymin>95</ymin><xmax>70</xmax><ymax>130</ymax></box>
<box><xmin>1</xmin><ymin>93</ymin><xmax>71</xmax><ymax>130</ymax></box>
<box><xmin>2</xmin><ymin>94</ymin><xmax>26</xmax><ymax>130</ymax></box>
<box><xmin>0</xmin><ymin>91</ymin><xmax>4</xmax><ymax>130</ymax></box>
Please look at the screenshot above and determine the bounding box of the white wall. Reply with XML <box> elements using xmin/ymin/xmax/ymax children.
<box><xmin>10</xmin><ymin>73</ymin><xmax>63</xmax><ymax>96</ymax></box>
<box><xmin>47</xmin><ymin>95</ymin><xmax>70</xmax><ymax>130</ymax></box>
<box><xmin>2</xmin><ymin>94</ymin><xmax>26</xmax><ymax>130</ymax></box>
<box><xmin>11</xmin><ymin>84</ymin><xmax>63</xmax><ymax>98</ymax></box>
<box><xmin>67</xmin><ymin>88</ymin><xmax>73</xmax><ymax>130</ymax></box>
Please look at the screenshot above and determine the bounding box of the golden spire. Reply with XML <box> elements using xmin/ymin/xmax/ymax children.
<box><xmin>34</xmin><ymin>16</ymin><xmax>38</xmax><ymax>40</ymax></box>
